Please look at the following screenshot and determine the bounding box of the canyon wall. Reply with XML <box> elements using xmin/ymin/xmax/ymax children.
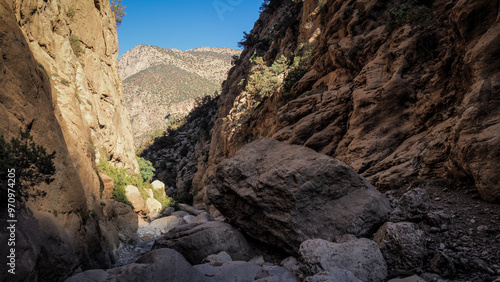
<box><xmin>0</xmin><ymin>0</ymin><xmax>138</xmax><ymax>280</ymax></box>
<box><xmin>194</xmin><ymin>0</ymin><xmax>500</xmax><ymax>208</ymax></box>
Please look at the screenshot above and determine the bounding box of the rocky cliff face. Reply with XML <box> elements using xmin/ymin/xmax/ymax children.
<box><xmin>0</xmin><ymin>0</ymin><xmax>138</xmax><ymax>280</ymax></box>
<box><xmin>119</xmin><ymin>45</ymin><xmax>239</xmax><ymax>147</ymax></box>
<box><xmin>194</xmin><ymin>0</ymin><xmax>500</xmax><ymax>207</ymax></box>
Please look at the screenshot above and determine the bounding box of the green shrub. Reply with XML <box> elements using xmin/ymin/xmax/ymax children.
<box><xmin>60</xmin><ymin>78</ymin><xmax>70</xmax><ymax>85</ymax></box>
<box><xmin>389</xmin><ymin>0</ymin><xmax>432</xmax><ymax>29</ymax></box>
<box><xmin>97</xmin><ymin>157</ymin><xmax>172</xmax><ymax>209</ymax></box>
<box><xmin>137</xmin><ymin>156</ymin><xmax>155</xmax><ymax>182</ymax></box>
<box><xmin>69</xmin><ymin>34</ymin><xmax>83</xmax><ymax>57</ymax></box>
<box><xmin>36</xmin><ymin>61</ymin><xmax>47</xmax><ymax>76</ymax></box>
<box><xmin>66</xmin><ymin>7</ymin><xmax>76</xmax><ymax>22</ymax></box>
<box><xmin>0</xmin><ymin>127</ymin><xmax>56</xmax><ymax>196</ymax></box>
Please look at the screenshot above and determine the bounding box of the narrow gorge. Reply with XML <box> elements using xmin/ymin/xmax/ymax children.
<box><xmin>1</xmin><ymin>0</ymin><xmax>499</xmax><ymax>281</ymax></box>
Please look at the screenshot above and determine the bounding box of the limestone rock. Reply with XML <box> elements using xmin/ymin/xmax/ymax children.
<box><xmin>207</xmin><ymin>138</ymin><xmax>391</xmax><ymax>253</ymax></box>
<box><xmin>373</xmin><ymin>222</ymin><xmax>426</xmax><ymax>272</ymax></box>
<box><xmin>299</xmin><ymin>238</ymin><xmax>387</xmax><ymax>282</ymax></box>
<box><xmin>148</xmin><ymin>215</ymin><xmax>186</xmax><ymax>235</ymax></box>
<box><xmin>99</xmin><ymin>173</ymin><xmax>115</xmax><ymax>200</ymax></box>
<box><xmin>153</xmin><ymin>221</ymin><xmax>254</xmax><ymax>264</ymax></box>
<box><xmin>125</xmin><ymin>185</ymin><xmax>145</xmax><ymax>212</ymax></box>
<box><xmin>151</xmin><ymin>180</ymin><xmax>165</xmax><ymax>190</ymax></box>
<box><xmin>66</xmin><ymin>248</ymin><xmax>206</xmax><ymax>282</ymax></box>
<box><xmin>145</xmin><ymin>197</ymin><xmax>162</xmax><ymax>214</ymax></box>
<box><xmin>199</xmin><ymin>0</ymin><xmax>500</xmax><ymax>204</ymax></box>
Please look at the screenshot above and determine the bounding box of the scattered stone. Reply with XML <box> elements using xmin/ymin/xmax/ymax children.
<box><xmin>389</xmin><ymin>188</ymin><xmax>431</xmax><ymax>223</ymax></box>
<box><xmin>373</xmin><ymin>222</ymin><xmax>426</xmax><ymax>272</ymax></box>
<box><xmin>194</xmin><ymin>261</ymin><xmax>261</xmax><ymax>281</ymax></box>
<box><xmin>299</xmin><ymin>238</ymin><xmax>387</xmax><ymax>282</ymax></box>
<box><xmin>425</xmin><ymin>210</ymin><xmax>451</xmax><ymax>227</ymax></box>
<box><xmin>255</xmin><ymin>265</ymin><xmax>299</xmax><ymax>281</ymax></box>
<box><xmin>477</xmin><ymin>225</ymin><xmax>488</xmax><ymax>232</ymax></box>
<box><xmin>430</xmin><ymin>252</ymin><xmax>456</xmax><ymax>278</ymax></box>
<box><xmin>153</xmin><ymin>221</ymin><xmax>255</xmax><ymax>264</ymax></box>
<box><xmin>249</xmin><ymin>255</ymin><xmax>265</xmax><ymax>266</ymax></box>
<box><xmin>202</xmin><ymin>251</ymin><xmax>232</xmax><ymax>263</ymax></box>
<box><xmin>304</xmin><ymin>268</ymin><xmax>362</xmax><ymax>282</ymax></box>
<box><xmin>208</xmin><ymin>138</ymin><xmax>391</xmax><ymax>253</ymax></box>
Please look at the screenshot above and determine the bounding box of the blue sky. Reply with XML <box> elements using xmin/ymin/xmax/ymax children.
<box><xmin>117</xmin><ymin>0</ymin><xmax>264</xmax><ymax>58</ymax></box>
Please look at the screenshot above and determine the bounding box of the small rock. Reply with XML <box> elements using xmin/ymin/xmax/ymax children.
<box><xmin>249</xmin><ymin>255</ymin><xmax>265</xmax><ymax>266</ymax></box>
<box><xmin>202</xmin><ymin>251</ymin><xmax>232</xmax><ymax>263</ymax></box>
<box><xmin>477</xmin><ymin>225</ymin><xmax>488</xmax><ymax>232</ymax></box>
<box><xmin>255</xmin><ymin>265</ymin><xmax>299</xmax><ymax>281</ymax></box>
<box><xmin>430</xmin><ymin>252</ymin><xmax>455</xmax><ymax>278</ymax></box>
<box><xmin>470</xmin><ymin>219</ymin><xmax>476</xmax><ymax>223</ymax></box>
<box><xmin>280</xmin><ymin>256</ymin><xmax>299</xmax><ymax>273</ymax></box>
<box><xmin>373</xmin><ymin>222</ymin><xmax>426</xmax><ymax>272</ymax></box>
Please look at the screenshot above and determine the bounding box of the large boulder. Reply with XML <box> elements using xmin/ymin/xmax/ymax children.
<box><xmin>145</xmin><ymin>197</ymin><xmax>162</xmax><ymax>214</ymax></box>
<box><xmin>149</xmin><ymin>215</ymin><xmax>186</xmax><ymax>234</ymax></box>
<box><xmin>125</xmin><ymin>185</ymin><xmax>145</xmax><ymax>212</ymax></box>
<box><xmin>66</xmin><ymin>248</ymin><xmax>206</xmax><ymax>282</ymax></box>
<box><xmin>299</xmin><ymin>238</ymin><xmax>387</xmax><ymax>282</ymax></box>
<box><xmin>207</xmin><ymin>138</ymin><xmax>391</xmax><ymax>253</ymax></box>
<box><xmin>153</xmin><ymin>221</ymin><xmax>254</xmax><ymax>264</ymax></box>
<box><xmin>373</xmin><ymin>222</ymin><xmax>426</xmax><ymax>273</ymax></box>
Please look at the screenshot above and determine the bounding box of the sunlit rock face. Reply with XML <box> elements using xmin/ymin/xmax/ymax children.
<box><xmin>194</xmin><ymin>0</ymin><xmax>500</xmax><ymax>207</ymax></box>
<box><xmin>0</xmin><ymin>0</ymin><xmax>139</xmax><ymax>280</ymax></box>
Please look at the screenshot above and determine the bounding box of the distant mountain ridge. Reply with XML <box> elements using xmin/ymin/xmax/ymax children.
<box><xmin>119</xmin><ymin>45</ymin><xmax>240</xmax><ymax>147</ymax></box>
<box><xmin>119</xmin><ymin>45</ymin><xmax>240</xmax><ymax>82</ymax></box>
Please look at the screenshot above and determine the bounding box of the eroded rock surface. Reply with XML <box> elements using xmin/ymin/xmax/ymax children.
<box><xmin>207</xmin><ymin>138</ymin><xmax>391</xmax><ymax>253</ymax></box>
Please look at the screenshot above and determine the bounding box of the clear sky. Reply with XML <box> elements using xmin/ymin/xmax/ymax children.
<box><xmin>117</xmin><ymin>0</ymin><xmax>264</xmax><ymax>58</ymax></box>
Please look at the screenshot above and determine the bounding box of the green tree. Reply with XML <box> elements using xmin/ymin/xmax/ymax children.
<box><xmin>110</xmin><ymin>0</ymin><xmax>126</xmax><ymax>27</ymax></box>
